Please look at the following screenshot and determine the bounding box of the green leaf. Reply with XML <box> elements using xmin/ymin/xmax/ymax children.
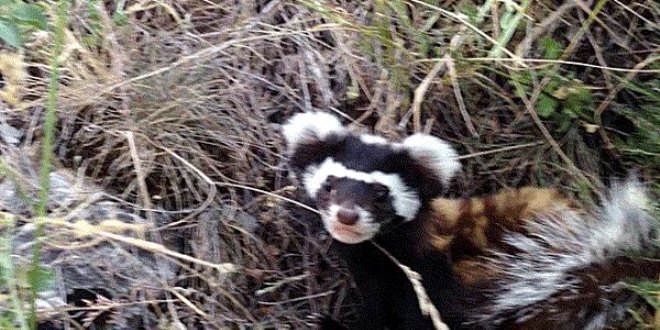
<box><xmin>112</xmin><ymin>10</ymin><xmax>127</xmax><ymax>26</ymax></box>
<box><xmin>0</xmin><ymin>265</ymin><xmax>6</xmax><ymax>287</ymax></box>
<box><xmin>0</xmin><ymin>315</ymin><xmax>17</xmax><ymax>329</ymax></box>
<box><xmin>557</xmin><ymin>113</ymin><xmax>573</xmax><ymax>133</ymax></box>
<box><xmin>512</xmin><ymin>71</ymin><xmax>532</xmax><ymax>87</ymax></box>
<box><xmin>544</xmin><ymin>74</ymin><xmax>562</xmax><ymax>93</ymax></box>
<box><xmin>0</xmin><ymin>19</ymin><xmax>22</xmax><ymax>47</ymax></box>
<box><xmin>564</xmin><ymin>87</ymin><xmax>594</xmax><ymax>119</ymax></box>
<box><xmin>11</xmin><ymin>3</ymin><xmax>48</xmax><ymax>30</ymax></box>
<box><xmin>27</xmin><ymin>265</ymin><xmax>54</xmax><ymax>292</ymax></box>
<box><xmin>542</xmin><ymin>37</ymin><xmax>563</xmax><ymax>60</ymax></box>
<box><xmin>631</xmin><ymin>280</ymin><xmax>660</xmax><ymax>309</ymax></box>
<box><xmin>537</xmin><ymin>93</ymin><xmax>558</xmax><ymax>118</ymax></box>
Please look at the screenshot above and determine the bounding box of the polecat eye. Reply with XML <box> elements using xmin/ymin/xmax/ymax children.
<box><xmin>374</xmin><ymin>185</ymin><xmax>389</xmax><ymax>203</ymax></box>
<box><xmin>322</xmin><ymin>176</ymin><xmax>336</xmax><ymax>192</ymax></box>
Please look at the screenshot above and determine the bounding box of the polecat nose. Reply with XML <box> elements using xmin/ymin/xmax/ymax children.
<box><xmin>337</xmin><ymin>209</ymin><xmax>359</xmax><ymax>225</ymax></box>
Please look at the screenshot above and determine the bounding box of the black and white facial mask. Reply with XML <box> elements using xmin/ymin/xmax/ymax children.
<box><xmin>282</xmin><ymin>112</ymin><xmax>461</xmax><ymax>244</ymax></box>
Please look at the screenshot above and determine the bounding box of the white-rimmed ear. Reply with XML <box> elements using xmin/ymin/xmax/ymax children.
<box><xmin>281</xmin><ymin>112</ymin><xmax>347</xmax><ymax>152</ymax></box>
<box><xmin>401</xmin><ymin>133</ymin><xmax>461</xmax><ymax>185</ymax></box>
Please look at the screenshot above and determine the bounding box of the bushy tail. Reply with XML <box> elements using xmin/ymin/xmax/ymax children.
<box><xmin>473</xmin><ymin>180</ymin><xmax>660</xmax><ymax>330</ymax></box>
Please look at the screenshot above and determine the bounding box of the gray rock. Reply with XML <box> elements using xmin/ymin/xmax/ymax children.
<box><xmin>0</xmin><ymin>146</ymin><xmax>180</xmax><ymax>329</ymax></box>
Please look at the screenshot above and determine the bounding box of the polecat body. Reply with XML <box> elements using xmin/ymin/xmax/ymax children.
<box><xmin>283</xmin><ymin>112</ymin><xmax>471</xmax><ymax>330</ymax></box>
<box><xmin>282</xmin><ymin>112</ymin><xmax>660</xmax><ymax>330</ymax></box>
<box><xmin>428</xmin><ymin>187</ymin><xmax>578</xmax><ymax>287</ymax></box>
<box><xmin>474</xmin><ymin>180</ymin><xmax>659</xmax><ymax>329</ymax></box>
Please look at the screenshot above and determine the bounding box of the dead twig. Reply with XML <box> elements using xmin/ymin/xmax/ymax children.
<box><xmin>372</xmin><ymin>242</ymin><xmax>450</xmax><ymax>330</ymax></box>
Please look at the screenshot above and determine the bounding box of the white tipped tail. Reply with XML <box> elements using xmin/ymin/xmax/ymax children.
<box><xmin>475</xmin><ymin>180</ymin><xmax>658</xmax><ymax>329</ymax></box>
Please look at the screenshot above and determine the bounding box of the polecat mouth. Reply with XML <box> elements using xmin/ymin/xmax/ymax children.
<box><xmin>329</xmin><ymin>224</ymin><xmax>370</xmax><ymax>244</ymax></box>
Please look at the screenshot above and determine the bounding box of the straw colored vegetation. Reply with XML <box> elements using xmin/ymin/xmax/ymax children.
<box><xmin>0</xmin><ymin>0</ymin><xmax>658</xmax><ymax>329</ymax></box>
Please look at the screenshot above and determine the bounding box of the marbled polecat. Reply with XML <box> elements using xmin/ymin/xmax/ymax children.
<box><xmin>282</xmin><ymin>112</ymin><xmax>659</xmax><ymax>330</ymax></box>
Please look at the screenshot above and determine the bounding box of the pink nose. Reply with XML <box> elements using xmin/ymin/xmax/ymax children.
<box><xmin>337</xmin><ymin>209</ymin><xmax>359</xmax><ymax>225</ymax></box>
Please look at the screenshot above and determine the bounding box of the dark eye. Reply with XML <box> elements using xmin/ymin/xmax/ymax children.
<box><xmin>322</xmin><ymin>176</ymin><xmax>336</xmax><ymax>193</ymax></box>
<box><xmin>374</xmin><ymin>185</ymin><xmax>389</xmax><ymax>203</ymax></box>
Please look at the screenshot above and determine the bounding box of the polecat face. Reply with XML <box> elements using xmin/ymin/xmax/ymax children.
<box><xmin>316</xmin><ymin>176</ymin><xmax>396</xmax><ymax>243</ymax></box>
<box><xmin>312</xmin><ymin>165</ymin><xmax>411</xmax><ymax>243</ymax></box>
<box><xmin>282</xmin><ymin>112</ymin><xmax>461</xmax><ymax>244</ymax></box>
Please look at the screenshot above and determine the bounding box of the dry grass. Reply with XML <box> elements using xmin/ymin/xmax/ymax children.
<box><xmin>0</xmin><ymin>0</ymin><xmax>658</xmax><ymax>329</ymax></box>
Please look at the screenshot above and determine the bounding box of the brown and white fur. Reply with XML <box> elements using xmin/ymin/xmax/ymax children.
<box><xmin>471</xmin><ymin>180</ymin><xmax>659</xmax><ymax>329</ymax></box>
<box><xmin>427</xmin><ymin>187</ymin><xmax>578</xmax><ymax>287</ymax></box>
<box><xmin>282</xmin><ymin>111</ymin><xmax>660</xmax><ymax>330</ymax></box>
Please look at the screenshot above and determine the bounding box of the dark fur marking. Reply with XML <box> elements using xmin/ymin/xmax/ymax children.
<box><xmin>319</xmin><ymin>178</ymin><xmax>400</xmax><ymax>226</ymax></box>
<box><xmin>289</xmin><ymin>133</ymin><xmax>346</xmax><ymax>173</ymax></box>
<box><xmin>296</xmin><ymin>134</ymin><xmax>476</xmax><ymax>329</ymax></box>
<box><xmin>290</xmin><ymin>134</ymin><xmax>446</xmax><ymax>201</ymax></box>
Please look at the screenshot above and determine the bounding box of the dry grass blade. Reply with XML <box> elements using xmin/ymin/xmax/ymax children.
<box><xmin>41</xmin><ymin>217</ymin><xmax>238</xmax><ymax>274</ymax></box>
<box><xmin>411</xmin><ymin>60</ymin><xmax>446</xmax><ymax>132</ymax></box>
<box><xmin>372</xmin><ymin>242</ymin><xmax>450</xmax><ymax>330</ymax></box>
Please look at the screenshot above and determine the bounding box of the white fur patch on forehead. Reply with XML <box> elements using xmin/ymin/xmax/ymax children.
<box><xmin>281</xmin><ymin>112</ymin><xmax>346</xmax><ymax>152</ymax></box>
<box><xmin>359</xmin><ymin>134</ymin><xmax>388</xmax><ymax>145</ymax></box>
<box><xmin>400</xmin><ymin>133</ymin><xmax>461</xmax><ymax>185</ymax></box>
<box><xmin>303</xmin><ymin>158</ymin><xmax>422</xmax><ymax>221</ymax></box>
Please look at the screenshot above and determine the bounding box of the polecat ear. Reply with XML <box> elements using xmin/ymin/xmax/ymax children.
<box><xmin>281</xmin><ymin>112</ymin><xmax>347</xmax><ymax>153</ymax></box>
<box><xmin>400</xmin><ymin>133</ymin><xmax>461</xmax><ymax>185</ymax></box>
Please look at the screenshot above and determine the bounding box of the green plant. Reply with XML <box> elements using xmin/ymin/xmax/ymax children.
<box><xmin>28</xmin><ymin>0</ymin><xmax>68</xmax><ymax>329</ymax></box>
<box><xmin>0</xmin><ymin>216</ymin><xmax>29</xmax><ymax>330</ymax></box>
<box><xmin>0</xmin><ymin>2</ymin><xmax>62</xmax><ymax>327</ymax></box>
<box><xmin>0</xmin><ymin>0</ymin><xmax>47</xmax><ymax>48</ymax></box>
<box><xmin>507</xmin><ymin>36</ymin><xmax>596</xmax><ymax>133</ymax></box>
<box><xmin>0</xmin><ymin>214</ymin><xmax>53</xmax><ymax>330</ymax></box>
<box><xmin>488</xmin><ymin>0</ymin><xmax>531</xmax><ymax>58</ymax></box>
<box><xmin>510</xmin><ymin>68</ymin><xmax>596</xmax><ymax>133</ymax></box>
<box><xmin>611</xmin><ymin>75</ymin><xmax>660</xmax><ymax>172</ymax></box>
<box><xmin>0</xmin><ymin>1</ymin><xmax>68</xmax><ymax>329</ymax></box>
<box><xmin>0</xmin><ymin>0</ymin><xmax>63</xmax><ymax>318</ymax></box>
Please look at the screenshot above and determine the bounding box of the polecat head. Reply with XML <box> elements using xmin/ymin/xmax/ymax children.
<box><xmin>282</xmin><ymin>112</ymin><xmax>461</xmax><ymax>244</ymax></box>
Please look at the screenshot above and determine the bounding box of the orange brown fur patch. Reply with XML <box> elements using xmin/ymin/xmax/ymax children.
<box><xmin>426</xmin><ymin>187</ymin><xmax>577</xmax><ymax>285</ymax></box>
